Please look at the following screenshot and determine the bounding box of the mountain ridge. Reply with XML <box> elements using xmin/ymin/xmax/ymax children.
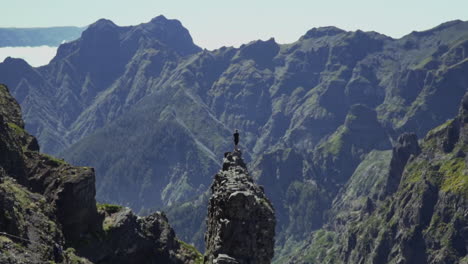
<box><xmin>289</xmin><ymin>92</ymin><xmax>468</xmax><ymax>263</ymax></box>
<box><xmin>1</xmin><ymin>16</ymin><xmax>468</xmax><ymax>260</ymax></box>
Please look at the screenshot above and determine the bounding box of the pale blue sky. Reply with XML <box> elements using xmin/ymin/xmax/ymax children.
<box><xmin>3</xmin><ymin>0</ymin><xmax>468</xmax><ymax>50</ymax></box>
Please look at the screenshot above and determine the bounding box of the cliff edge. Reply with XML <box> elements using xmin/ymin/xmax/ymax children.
<box><xmin>0</xmin><ymin>83</ymin><xmax>202</xmax><ymax>264</ymax></box>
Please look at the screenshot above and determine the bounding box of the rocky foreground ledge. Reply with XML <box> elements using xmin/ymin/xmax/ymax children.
<box><xmin>0</xmin><ymin>83</ymin><xmax>202</xmax><ymax>264</ymax></box>
<box><xmin>205</xmin><ymin>150</ymin><xmax>276</xmax><ymax>264</ymax></box>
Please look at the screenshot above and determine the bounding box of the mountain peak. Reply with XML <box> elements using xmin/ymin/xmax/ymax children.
<box><xmin>150</xmin><ymin>15</ymin><xmax>169</xmax><ymax>23</ymax></box>
<box><xmin>244</xmin><ymin>37</ymin><xmax>277</xmax><ymax>47</ymax></box>
<box><xmin>0</xmin><ymin>84</ymin><xmax>24</xmax><ymax>128</ymax></box>
<box><xmin>301</xmin><ymin>26</ymin><xmax>346</xmax><ymax>39</ymax></box>
<box><xmin>87</xmin><ymin>18</ymin><xmax>118</xmax><ymax>31</ymax></box>
<box><xmin>408</xmin><ymin>19</ymin><xmax>468</xmax><ymax>38</ymax></box>
<box><xmin>240</xmin><ymin>37</ymin><xmax>278</xmax><ymax>52</ymax></box>
<box><xmin>2</xmin><ymin>56</ymin><xmax>30</xmax><ymax>67</ymax></box>
<box><xmin>237</xmin><ymin>38</ymin><xmax>279</xmax><ymax>67</ymax></box>
<box><xmin>134</xmin><ymin>15</ymin><xmax>201</xmax><ymax>55</ymax></box>
<box><xmin>79</xmin><ymin>18</ymin><xmax>119</xmax><ymax>46</ymax></box>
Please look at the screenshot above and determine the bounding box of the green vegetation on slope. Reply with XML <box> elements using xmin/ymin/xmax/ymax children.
<box><xmin>3</xmin><ymin>17</ymin><xmax>468</xmax><ymax>262</ymax></box>
<box><xmin>289</xmin><ymin>95</ymin><xmax>468</xmax><ymax>263</ymax></box>
<box><xmin>7</xmin><ymin>122</ymin><xmax>25</xmax><ymax>135</ymax></box>
<box><xmin>439</xmin><ymin>158</ymin><xmax>467</xmax><ymax>196</ymax></box>
<box><xmin>97</xmin><ymin>203</ymin><xmax>123</xmax><ymax>214</ymax></box>
<box><xmin>177</xmin><ymin>239</ymin><xmax>204</xmax><ymax>264</ymax></box>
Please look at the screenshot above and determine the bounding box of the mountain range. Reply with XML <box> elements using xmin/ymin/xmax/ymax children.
<box><xmin>1</xmin><ymin>15</ymin><xmax>467</xmax><ymax>262</ymax></box>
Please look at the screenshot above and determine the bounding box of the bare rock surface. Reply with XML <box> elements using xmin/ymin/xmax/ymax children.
<box><xmin>205</xmin><ymin>150</ymin><xmax>276</xmax><ymax>264</ymax></box>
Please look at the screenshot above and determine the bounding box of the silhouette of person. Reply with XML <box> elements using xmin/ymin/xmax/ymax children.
<box><xmin>233</xmin><ymin>129</ymin><xmax>239</xmax><ymax>151</ymax></box>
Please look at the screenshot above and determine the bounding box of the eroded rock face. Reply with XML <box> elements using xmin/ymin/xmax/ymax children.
<box><xmin>288</xmin><ymin>91</ymin><xmax>468</xmax><ymax>264</ymax></box>
<box><xmin>0</xmin><ymin>84</ymin><xmax>202</xmax><ymax>264</ymax></box>
<box><xmin>383</xmin><ymin>132</ymin><xmax>421</xmax><ymax>197</ymax></box>
<box><xmin>205</xmin><ymin>150</ymin><xmax>275</xmax><ymax>264</ymax></box>
<box><xmin>76</xmin><ymin>207</ymin><xmax>200</xmax><ymax>264</ymax></box>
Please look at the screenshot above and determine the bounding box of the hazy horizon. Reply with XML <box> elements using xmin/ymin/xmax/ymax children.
<box><xmin>0</xmin><ymin>46</ymin><xmax>58</xmax><ymax>67</ymax></box>
<box><xmin>2</xmin><ymin>0</ymin><xmax>468</xmax><ymax>67</ymax></box>
<box><xmin>1</xmin><ymin>17</ymin><xmax>466</xmax><ymax>67</ymax></box>
<box><xmin>3</xmin><ymin>0</ymin><xmax>468</xmax><ymax>50</ymax></box>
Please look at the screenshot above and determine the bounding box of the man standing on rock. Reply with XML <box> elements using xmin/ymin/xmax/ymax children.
<box><xmin>233</xmin><ymin>129</ymin><xmax>240</xmax><ymax>151</ymax></box>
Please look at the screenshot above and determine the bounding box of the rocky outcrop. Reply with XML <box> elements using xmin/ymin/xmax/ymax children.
<box><xmin>289</xmin><ymin>92</ymin><xmax>468</xmax><ymax>264</ymax></box>
<box><xmin>314</xmin><ymin>104</ymin><xmax>391</xmax><ymax>185</ymax></box>
<box><xmin>0</xmin><ymin>15</ymin><xmax>202</xmax><ymax>155</ymax></box>
<box><xmin>237</xmin><ymin>38</ymin><xmax>280</xmax><ymax>68</ymax></box>
<box><xmin>76</xmin><ymin>206</ymin><xmax>202</xmax><ymax>264</ymax></box>
<box><xmin>205</xmin><ymin>150</ymin><xmax>275</xmax><ymax>264</ymax></box>
<box><xmin>383</xmin><ymin>132</ymin><xmax>421</xmax><ymax>196</ymax></box>
<box><xmin>3</xmin><ymin>17</ymin><xmax>468</xmax><ymax>261</ymax></box>
<box><xmin>0</xmin><ymin>84</ymin><xmax>202</xmax><ymax>264</ymax></box>
<box><xmin>0</xmin><ymin>84</ymin><xmax>24</xmax><ymax>127</ymax></box>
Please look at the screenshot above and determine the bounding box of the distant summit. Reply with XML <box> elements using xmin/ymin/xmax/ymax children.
<box><xmin>1</xmin><ymin>16</ymin><xmax>468</xmax><ymax>262</ymax></box>
<box><xmin>408</xmin><ymin>19</ymin><xmax>467</xmax><ymax>37</ymax></box>
<box><xmin>135</xmin><ymin>15</ymin><xmax>202</xmax><ymax>55</ymax></box>
<box><xmin>0</xmin><ymin>15</ymin><xmax>202</xmax><ymax>154</ymax></box>
<box><xmin>301</xmin><ymin>26</ymin><xmax>346</xmax><ymax>39</ymax></box>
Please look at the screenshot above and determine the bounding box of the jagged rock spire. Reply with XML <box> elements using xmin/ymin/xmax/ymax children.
<box><xmin>383</xmin><ymin>132</ymin><xmax>421</xmax><ymax>197</ymax></box>
<box><xmin>459</xmin><ymin>92</ymin><xmax>468</xmax><ymax>123</ymax></box>
<box><xmin>205</xmin><ymin>150</ymin><xmax>276</xmax><ymax>264</ymax></box>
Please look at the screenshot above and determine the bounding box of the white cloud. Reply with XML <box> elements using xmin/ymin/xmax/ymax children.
<box><xmin>0</xmin><ymin>46</ymin><xmax>58</xmax><ymax>67</ymax></box>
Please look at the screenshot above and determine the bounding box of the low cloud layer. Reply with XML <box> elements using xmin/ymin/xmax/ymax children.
<box><xmin>0</xmin><ymin>46</ymin><xmax>57</xmax><ymax>67</ymax></box>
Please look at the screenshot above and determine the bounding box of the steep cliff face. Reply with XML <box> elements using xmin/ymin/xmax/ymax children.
<box><xmin>3</xmin><ymin>17</ymin><xmax>468</xmax><ymax>258</ymax></box>
<box><xmin>382</xmin><ymin>132</ymin><xmax>421</xmax><ymax>197</ymax></box>
<box><xmin>205</xmin><ymin>150</ymin><xmax>276</xmax><ymax>264</ymax></box>
<box><xmin>289</xmin><ymin>93</ymin><xmax>468</xmax><ymax>264</ymax></box>
<box><xmin>59</xmin><ymin>20</ymin><xmax>468</xmax><ymax>255</ymax></box>
<box><xmin>0</xmin><ymin>83</ymin><xmax>201</xmax><ymax>264</ymax></box>
<box><xmin>76</xmin><ymin>206</ymin><xmax>202</xmax><ymax>264</ymax></box>
<box><xmin>0</xmin><ymin>16</ymin><xmax>201</xmax><ymax>154</ymax></box>
<box><xmin>250</xmin><ymin>104</ymin><xmax>392</xmax><ymax>257</ymax></box>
